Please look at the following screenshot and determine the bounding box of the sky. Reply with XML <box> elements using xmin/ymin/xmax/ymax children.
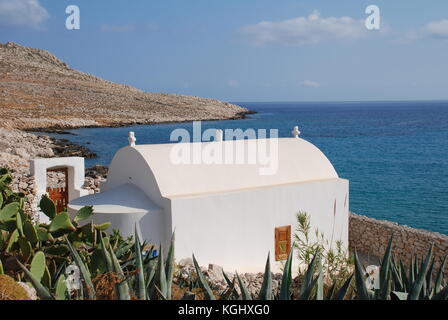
<box><xmin>1</xmin><ymin>0</ymin><xmax>448</xmax><ymax>102</ymax></box>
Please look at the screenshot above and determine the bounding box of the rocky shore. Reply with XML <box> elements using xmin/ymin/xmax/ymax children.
<box><xmin>0</xmin><ymin>128</ymin><xmax>95</xmax><ymax>174</ymax></box>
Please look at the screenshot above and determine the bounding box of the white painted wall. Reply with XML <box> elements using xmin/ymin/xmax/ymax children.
<box><xmin>30</xmin><ymin>157</ymin><xmax>89</xmax><ymax>223</ymax></box>
<box><xmin>103</xmin><ymin>147</ymin><xmax>164</xmax><ymax>207</ymax></box>
<box><xmin>170</xmin><ymin>178</ymin><xmax>349</xmax><ymax>273</ymax></box>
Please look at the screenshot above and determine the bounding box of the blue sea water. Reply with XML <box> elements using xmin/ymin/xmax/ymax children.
<box><xmin>47</xmin><ymin>101</ymin><xmax>448</xmax><ymax>234</ymax></box>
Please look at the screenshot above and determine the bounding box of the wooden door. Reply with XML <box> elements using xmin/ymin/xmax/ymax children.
<box><xmin>275</xmin><ymin>225</ymin><xmax>291</xmax><ymax>261</ymax></box>
<box><xmin>46</xmin><ymin>168</ymin><xmax>69</xmax><ymax>213</ymax></box>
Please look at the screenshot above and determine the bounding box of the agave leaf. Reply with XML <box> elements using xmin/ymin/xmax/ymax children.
<box><xmin>391</xmin><ymin>259</ymin><xmax>404</xmax><ymax>292</ymax></box>
<box><xmin>98</xmin><ymin>232</ymin><xmax>113</xmax><ymax>273</ymax></box>
<box><xmin>409</xmin><ymin>256</ymin><xmax>415</xmax><ymax>290</ymax></box>
<box><xmin>414</xmin><ymin>255</ymin><xmax>419</xmax><ymax>281</ymax></box>
<box><xmin>0</xmin><ymin>259</ymin><xmax>3</xmax><ymax>275</ymax></box>
<box><xmin>39</xmin><ymin>195</ymin><xmax>56</xmax><ymax>220</ymax></box>
<box><xmin>299</xmin><ymin>251</ymin><xmax>319</xmax><ymax>299</ymax></box>
<box><xmin>223</xmin><ymin>274</ymin><xmax>240</xmax><ymax>300</ymax></box>
<box><xmin>64</xmin><ymin>236</ymin><xmax>96</xmax><ymax>299</ymax></box>
<box><xmin>49</xmin><ymin>212</ymin><xmax>76</xmax><ymax>233</ymax></box>
<box><xmin>434</xmin><ymin>255</ymin><xmax>447</xmax><ymax>294</ymax></box>
<box><xmin>316</xmin><ymin>255</ymin><xmax>324</xmax><ymax>300</ymax></box>
<box><xmin>16</xmin><ymin>259</ymin><xmax>54</xmax><ymax>300</ymax></box>
<box><xmin>408</xmin><ymin>244</ymin><xmax>433</xmax><ymax>300</ymax></box>
<box><xmin>259</xmin><ymin>253</ymin><xmax>272</xmax><ymax>300</ymax></box>
<box><xmin>431</xmin><ymin>284</ymin><xmax>448</xmax><ymax>300</ymax></box>
<box><xmin>391</xmin><ymin>291</ymin><xmax>408</xmax><ymax>300</ymax></box>
<box><xmin>152</xmin><ymin>244</ymin><xmax>168</xmax><ymax>300</ymax></box>
<box><xmin>399</xmin><ymin>260</ymin><xmax>409</xmax><ymax>292</ymax></box>
<box><xmin>220</xmin><ymin>277</ymin><xmax>237</xmax><ymax>300</ymax></box>
<box><xmin>0</xmin><ymin>202</ymin><xmax>19</xmax><ymax>221</ymax></box>
<box><xmin>279</xmin><ymin>246</ymin><xmax>294</xmax><ymax>300</ymax></box>
<box><xmin>134</xmin><ymin>225</ymin><xmax>146</xmax><ymax>300</ymax></box>
<box><xmin>236</xmin><ymin>272</ymin><xmax>252</xmax><ymax>300</ymax></box>
<box><xmin>192</xmin><ymin>254</ymin><xmax>216</xmax><ymax>300</ymax></box>
<box><xmin>73</xmin><ymin>206</ymin><xmax>94</xmax><ymax>223</ymax></box>
<box><xmin>379</xmin><ymin>237</ymin><xmax>393</xmax><ymax>299</ymax></box>
<box><xmin>426</xmin><ymin>259</ymin><xmax>435</xmax><ymax>298</ymax></box>
<box><xmin>354</xmin><ymin>249</ymin><xmax>371</xmax><ymax>300</ymax></box>
<box><xmin>108</xmin><ymin>245</ymin><xmax>131</xmax><ymax>300</ymax></box>
<box><xmin>326</xmin><ymin>282</ymin><xmax>336</xmax><ymax>300</ymax></box>
<box><xmin>332</xmin><ymin>274</ymin><xmax>354</xmax><ymax>300</ymax></box>
<box><xmin>145</xmin><ymin>272</ymin><xmax>156</xmax><ymax>300</ymax></box>
<box><xmin>223</xmin><ymin>270</ymin><xmax>233</xmax><ymax>287</ymax></box>
<box><xmin>114</xmin><ymin>241</ymin><xmax>134</xmax><ymax>259</ymax></box>
<box><xmin>165</xmin><ymin>232</ymin><xmax>175</xmax><ymax>300</ymax></box>
<box><xmin>301</xmin><ymin>276</ymin><xmax>319</xmax><ymax>300</ymax></box>
<box><xmin>0</xmin><ymin>192</ymin><xmax>3</xmax><ymax>208</ymax></box>
<box><xmin>145</xmin><ymin>260</ymin><xmax>156</xmax><ymax>289</ymax></box>
<box><xmin>154</xmin><ymin>285</ymin><xmax>167</xmax><ymax>300</ymax></box>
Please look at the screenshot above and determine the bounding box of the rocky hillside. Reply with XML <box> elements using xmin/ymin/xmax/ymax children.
<box><xmin>0</xmin><ymin>42</ymin><xmax>249</xmax><ymax>130</ymax></box>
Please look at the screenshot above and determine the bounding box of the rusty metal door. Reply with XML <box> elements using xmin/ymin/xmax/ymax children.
<box><xmin>46</xmin><ymin>168</ymin><xmax>69</xmax><ymax>213</ymax></box>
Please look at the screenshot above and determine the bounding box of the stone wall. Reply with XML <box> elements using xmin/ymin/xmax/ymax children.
<box><xmin>349</xmin><ymin>213</ymin><xmax>448</xmax><ymax>270</ymax></box>
<box><xmin>9</xmin><ymin>171</ymin><xmax>37</xmax><ymax>218</ymax></box>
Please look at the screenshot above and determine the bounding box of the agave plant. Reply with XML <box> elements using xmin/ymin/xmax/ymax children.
<box><xmin>351</xmin><ymin>237</ymin><xmax>448</xmax><ymax>300</ymax></box>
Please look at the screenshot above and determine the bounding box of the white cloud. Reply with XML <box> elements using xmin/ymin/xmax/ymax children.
<box><xmin>241</xmin><ymin>10</ymin><xmax>366</xmax><ymax>46</ymax></box>
<box><xmin>408</xmin><ymin>20</ymin><xmax>448</xmax><ymax>41</ymax></box>
<box><xmin>0</xmin><ymin>0</ymin><xmax>49</xmax><ymax>28</ymax></box>
<box><xmin>301</xmin><ymin>80</ymin><xmax>321</xmax><ymax>88</ymax></box>
<box><xmin>101</xmin><ymin>24</ymin><xmax>135</xmax><ymax>32</ymax></box>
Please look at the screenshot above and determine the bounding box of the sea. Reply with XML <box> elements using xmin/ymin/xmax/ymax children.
<box><xmin>45</xmin><ymin>101</ymin><xmax>448</xmax><ymax>234</ymax></box>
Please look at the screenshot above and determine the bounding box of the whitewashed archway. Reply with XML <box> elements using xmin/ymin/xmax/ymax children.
<box><xmin>29</xmin><ymin>157</ymin><xmax>90</xmax><ymax>222</ymax></box>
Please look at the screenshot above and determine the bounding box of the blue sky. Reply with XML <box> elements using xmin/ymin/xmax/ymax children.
<box><xmin>1</xmin><ymin>0</ymin><xmax>448</xmax><ymax>102</ymax></box>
